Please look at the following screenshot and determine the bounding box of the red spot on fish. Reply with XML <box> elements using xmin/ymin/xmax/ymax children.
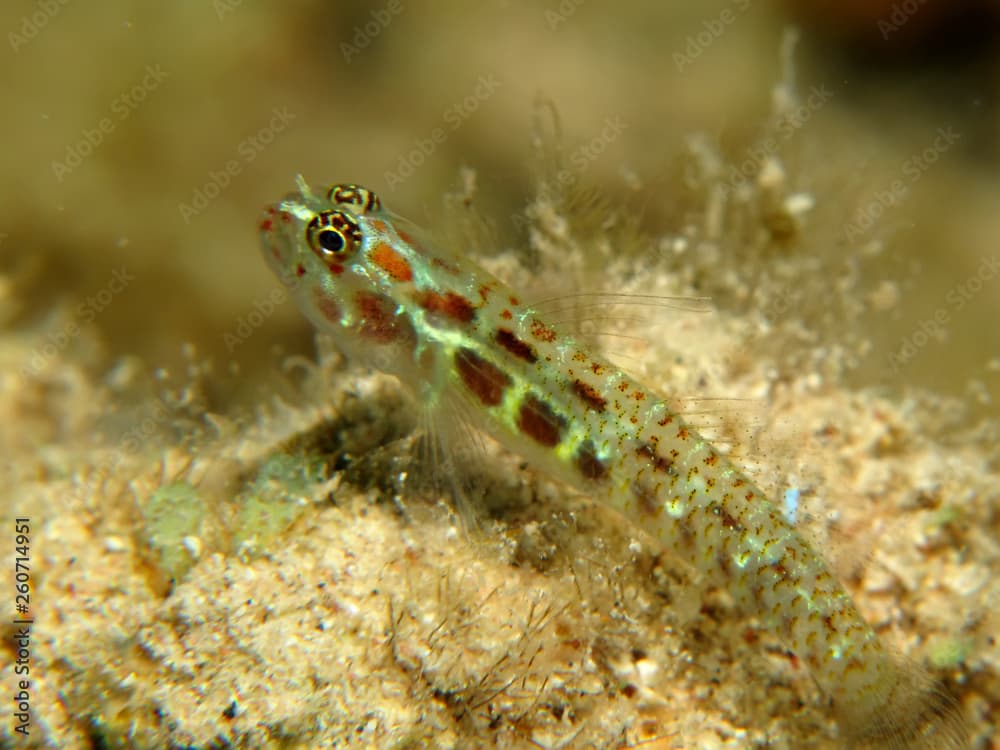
<box><xmin>495</xmin><ymin>328</ymin><xmax>537</xmax><ymax>363</ymax></box>
<box><xmin>313</xmin><ymin>288</ymin><xmax>341</xmax><ymax>324</ymax></box>
<box><xmin>500</xmin><ymin>309</ymin><xmax>512</xmax><ymax>320</ymax></box>
<box><xmin>296</xmin><ymin>263</ymin><xmax>306</xmax><ymax>277</ymax></box>
<box><xmin>369</xmin><ymin>219</ymin><xmax>388</xmax><ymax>232</ymax></box>
<box><xmin>454</xmin><ymin>348</ymin><xmax>511</xmax><ymax>406</ymax></box>
<box><xmin>280</xmin><ymin>211</ymin><xmax>291</xmax><ymax>223</ymax></box>
<box><xmin>416</xmin><ymin>290</ymin><xmax>476</xmax><ymax>323</ymax></box>
<box><xmin>529</xmin><ymin>318</ymin><xmax>557</xmax><ymax>343</ymax></box>
<box><xmin>572</xmin><ymin>379</ymin><xmax>607</xmax><ymax>413</ymax></box>
<box><xmin>509</xmin><ymin>296</ymin><xmax>520</xmax><ymax>305</ymax></box>
<box><xmin>328</xmin><ymin>263</ymin><xmax>344</xmax><ymax>276</ymax></box>
<box><xmin>260</xmin><ymin>218</ymin><xmax>273</xmax><ymax>232</ymax></box>
<box><xmin>355</xmin><ymin>291</ymin><xmax>414</xmax><ymax>345</ymax></box>
<box><xmin>370</xmin><ymin>242</ymin><xmax>413</xmax><ymax>282</ymax></box>
<box><xmin>517</xmin><ymin>394</ymin><xmax>565</xmax><ymax>447</ymax></box>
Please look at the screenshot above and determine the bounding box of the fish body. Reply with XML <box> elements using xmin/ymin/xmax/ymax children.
<box><xmin>259</xmin><ymin>179</ymin><xmax>966</xmax><ymax>748</ymax></box>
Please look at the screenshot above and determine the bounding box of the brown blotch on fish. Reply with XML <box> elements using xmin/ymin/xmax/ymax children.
<box><xmin>636</xmin><ymin>443</ymin><xmax>675</xmax><ymax>475</ymax></box>
<box><xmin>572</xmin><ymin>379</ymin><xmax>607</xmax><ymax>413</ymax></box>
<box><xmin>632</xmin><ymin>481</ymin><xmax>662</xmax><ymax>519</ymax></box>
<box><xmin>454</xmin><ymin>347</ymin><xmax>511</xmax><ymax>407</ymax></box>
<box><xmin>575</xmin><ymin>440</ymin><xmax>608</xmax><ymax>481</ymax></box>
<box><xmin>355</xmin><ymin>291</ymin><xmax>415</xmax><ymax>345</ymax></box>
<box><xmin>716</xmin><ymin>551</ymin><xmax>733</xmax><ymax>578</ymax></box>
<box><xmin>517</xmin><ymin>394</ymin><xmax>566</xmax><ymax>446</ymax></box>
<box><xmin>677</xmin><ymin>515</ymin><xmax>696</xmax><ymax>547</ymax></box>
<box><xmin>720</xmin><ymin>508</ymin><xmax>743</xmax><ymax>532</ymax></box>
<box><xmin>416</xmin><ymin>290</ymin><xmax>476</xmax><ymax>323</ymax></box>
<box><xmin>495</xmin><ymin>328</ymin><xmax>538</xmax><ymax>363</ymax></box>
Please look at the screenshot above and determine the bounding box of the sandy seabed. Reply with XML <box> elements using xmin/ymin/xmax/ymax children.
<box><xmin>1</xmin><ymin>2</ymin><xmax>998</xmax><ymax>748</ymax></box>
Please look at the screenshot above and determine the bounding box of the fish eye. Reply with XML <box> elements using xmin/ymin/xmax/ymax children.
<box><xmin>327</xmin><ymin>183</ymin><xmax>381</xmax><ymax>214</ymax></box>
<box><xmin>317</xmin><ymin>228</ymin><xmax>344</xmax><ymax>254</ymax></box>
<box><xmin>306</xmin><ymin>210</ymin><xmax>362</xmax><ymax>261</ymax></box>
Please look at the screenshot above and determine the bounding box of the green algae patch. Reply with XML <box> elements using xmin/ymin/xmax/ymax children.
<box><xmin>138</xmin><ymin>480</ymin><xmax>207</xmax><ymax>587</ymax></box>
<box><xmin>927</xmin><ymin>634</ymin><xmax>973</xmax><ymax>670</ymax></box>
<box><xmin>230</xmin><ymin>452</ymin><xmax>328</xmax><ymax>560</ymax></box>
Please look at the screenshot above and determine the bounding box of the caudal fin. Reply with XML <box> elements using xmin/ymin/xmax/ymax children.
<box><xmin>837</xmin><ymin>657</ymin><xmax>968</xmax><ymax>750</ymax></box>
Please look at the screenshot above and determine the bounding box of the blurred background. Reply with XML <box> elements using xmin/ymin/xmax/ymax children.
<box><xmin>1</xmin><ymin>0</ymin><xmax>998</xmax><ymax>413</ymax></box>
